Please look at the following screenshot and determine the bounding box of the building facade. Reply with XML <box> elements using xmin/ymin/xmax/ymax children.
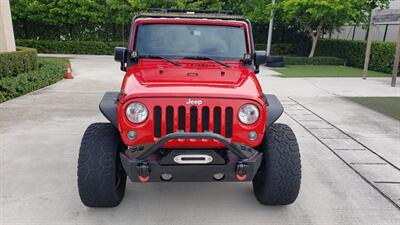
<box><xmin>324</xmin><ymin>0</ymin><xmax>400</xmax><ymax>42</ymax></box>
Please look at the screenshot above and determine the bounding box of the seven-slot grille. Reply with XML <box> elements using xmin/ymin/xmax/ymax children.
<box><xmin>153</xmin><ymin>106</ymin><xmax>233</xmax><ymax>138</ymax></box>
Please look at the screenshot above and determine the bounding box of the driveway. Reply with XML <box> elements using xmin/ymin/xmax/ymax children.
<box><xmin>1</xmin><ymin>55</ymin><xmax>399</xmax><ymax>225</ymax></box>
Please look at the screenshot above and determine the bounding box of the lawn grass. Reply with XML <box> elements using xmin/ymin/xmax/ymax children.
<box><xmin>348</xmin><ymin>97</ymin><xmax>400</xmax><ymax>120</ymax></box>
<box><xmin>273</xmin><ymin>65</ymin><xmax>391</xmax><ymax>77</ymax></box>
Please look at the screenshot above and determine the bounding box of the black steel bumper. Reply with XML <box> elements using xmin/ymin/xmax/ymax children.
<box><xmin>120</xmin><ymin>132</ymin><xmax>263</xmax><ymax>182</ymax></box>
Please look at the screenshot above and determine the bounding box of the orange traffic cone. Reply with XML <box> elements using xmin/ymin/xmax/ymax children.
<box><xmin>65</xmin><ymin>65</ymin><xmax>73</xmax><ymax>79</ymax></box>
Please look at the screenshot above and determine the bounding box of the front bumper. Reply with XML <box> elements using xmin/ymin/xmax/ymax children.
<box><xmin>120</xmin><ymin>132</ymin><xmax>263</xmax><ymax>182</ymax></box>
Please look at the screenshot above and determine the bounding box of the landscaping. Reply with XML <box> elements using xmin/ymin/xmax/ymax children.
<box><xmin>16</xmin><ymin>39</ymin><xmax>126</xmax><ymax>55</ymax></box>
<box><xmin>0</xmin><ymin>57</ymin><xmax>69</xmax><ymax>103</ymax></box>
<box><xmin>273</xmin><ymin>65</ymin><xmax>391</xmax><ymax>78</ymax></box>
<box><xmin>348</xmin><ymin>97</ymin><xmax>400</xmax><ymax>120</ymax></box>
<box><xmin>0</xmin><ymin>47</ymin><xmax>37</xmax><ymax>77</ymax></box>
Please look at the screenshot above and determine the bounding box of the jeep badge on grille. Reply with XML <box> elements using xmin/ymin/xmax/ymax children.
<box><xmin>186</xmin><ymin>99</ymin><xmax>203</xmax><ymax>106</ymax></box>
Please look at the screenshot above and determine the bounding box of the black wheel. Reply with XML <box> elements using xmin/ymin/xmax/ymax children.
<box><xmin>266</xmin><ymin>55</ymin><xmax>284</xmax><ymax>63</ymax></box>
<box><xmin>252</xmin><ymin>123</ymin><xmax>301</xmax><ymax>205</ymax></box>
<box><xmin>77</xmin><ymin>123</ymin><xmax>127</xmax><ymax>207</ymax></box>
<box><xmin>267</xmin><ymin>61</ymin><xmax>285</xmax><ymax>68</ymax></box>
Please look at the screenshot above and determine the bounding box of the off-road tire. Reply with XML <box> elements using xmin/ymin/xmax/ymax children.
<box><xmin>267</xmin><ymin>61</ymin><xmax>285</xmax><ymax>68</ymax></box>
<box><xmin>266</xmin><ymin>55</ymin><xmax>284</xmax><ymax>63</ymax></box>
<box><xmin>77</xmin><ymin>123</ymin><xmax>127</xmax><ymax>207</ymax></box>
<box><xmin>252</xmin><ymin>123</ymin><xmax>301</xmax><ymax>205</ymax></box>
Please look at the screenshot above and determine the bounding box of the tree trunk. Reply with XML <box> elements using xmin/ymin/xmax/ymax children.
<box><xmin>306</xmin><ymin>18</ymin><xmax>324</xmax><ymax>58</ymax></box>
<box><xmin>309</xmin><ymin>36</ymin><xmax>318</xmax><ymax>58</ymax></box>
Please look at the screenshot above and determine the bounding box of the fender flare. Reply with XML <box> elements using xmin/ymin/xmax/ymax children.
<box><xmin>99</xmin><ymin>92</ymin><xmax>119</xmax><ymax>128</ymax></box>
<box><xmin>264</xmin><ymin>94</ymin><xmax>284</xmax><ymax>127</ymax></box>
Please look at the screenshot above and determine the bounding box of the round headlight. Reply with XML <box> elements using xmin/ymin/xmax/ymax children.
<box><xmin>238</xmin><ymin>104</ymin><xmax>259</xmax><ymax>125</ymax></box>
<box><xmin>126</xmin><ymin>102</ymin><xmax>148</xmax><ymax>124</ymax></box>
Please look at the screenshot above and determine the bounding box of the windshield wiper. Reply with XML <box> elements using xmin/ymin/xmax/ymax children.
<box><xmin>183</xmin><ymin>56</ymin><xmax>231</xmax><ymax>68</ymax></box>
<box><xmin>139</xmin><ymin>55</ymin><xmax>181</xmax><ymax>66</ymax></box>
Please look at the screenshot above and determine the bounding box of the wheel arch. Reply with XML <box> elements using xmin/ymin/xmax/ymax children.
<box><xmin>99</xmin><ymin>92</ymin><xmax>120</xmax><ymax>128</ymax></box>
<box><xmin>264</xmin><ymin>94</ymin><xmax>284</xmax><ymax>127</ymax></box>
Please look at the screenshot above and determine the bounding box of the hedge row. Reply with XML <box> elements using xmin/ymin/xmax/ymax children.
<box><xmin>313</xmin><ymin>39</ymin><xmax>395</xmax><ymax>74</ymax></box>
<box><xmin>0</xmin><ymin>58</ymin><xmax>68</xmax><ymax>103</ymax></box>
<box><xmin>284</xmin><ymin>56</ymin><xmax>345</xmax><ymax>65</ymax></box>
<box><xmin>0</xmin><ymin>47</ymin><xmax>37</xmax><ymax>78</ymax></box>
<box><xmin>16</xmin><ymin>39</ymin><xmax>126</xmax><ymax>55</ymax></box>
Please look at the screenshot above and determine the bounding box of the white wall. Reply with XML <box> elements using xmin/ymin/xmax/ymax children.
<box><xmin>0</xmin><ymin>0</ymin><xmax>16</xmax><ymax>52</ymax></box>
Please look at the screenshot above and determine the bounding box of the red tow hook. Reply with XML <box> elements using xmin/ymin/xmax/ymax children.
<box><xmin>236</xmin><ymin>174</ymin><xmax>247</xmax><ymax>181</ymax></box>
<box><xmin>235</xmin><ymin>162</ymin><xmax>248</xmax><ymax>181</ymax></box>
<box><xmin>138</xmin><ymin>175</ymin><xmax>150</xmax><ymax>183</ymax></box>
<box><xmin>137</xmin><ymin>162</ymin><xmax>150</xmax><ymax>183</ymax></box>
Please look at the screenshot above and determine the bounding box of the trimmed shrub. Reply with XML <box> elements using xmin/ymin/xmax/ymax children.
<box><xmin>284</xmin><ymin>56</ymin><xmax>345</xmax><ymax>65</ymax></box>
<box><xmin>16</xmin><ymin>39</ymin><xmax>127</xmax><ymax>55</ymax></box>
<box><xmin>314</xmin><ymin>39</ymin><xmax>396</xmax><ymax>74</ymax></box>
<box><xmin>0</xmin><ymin>58</ymin><xmax>68</xmax><ymax>103</ymax></box>
<box><xmin>0</xmin><ymin>47</ymin><xmax>38</xmax><ymax>78</ymax></box>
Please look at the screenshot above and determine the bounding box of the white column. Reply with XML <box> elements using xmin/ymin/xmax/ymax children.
<box><xmin>266</xmin><ymin>0</ymin><xmax>275</xmax><ymax>56</ymax></box>
<box><xmin>0</xmin><ymin>0</ymin><xmax>16</xmax><ymax>52</ymax></box>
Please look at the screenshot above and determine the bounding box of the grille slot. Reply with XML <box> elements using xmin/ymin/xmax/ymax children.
<box><xmin>213</xmin><ymin>107</ymin><xmax>221</xmax><ymax>134</ymax></box>
<box><xmin>202</xmin><ymin>107</ymin><xmax>210</xmax><ymax>131</ymax></box>
<box><xmin>153</xmin><ymin>105</ymin><xmax>234</xmax><ymax>138</ymax></box>
<box><xmin>154</xmin><ymin>106</ymin><xmax>162</xmax><ymax>138</ymax></box>
<box><xmin>225</xmin><ymin>107</ymin><xmax>233</xmax><ymax>138</ymax></box>
<box><xmin>178</xmin><ymin>106</ymin><xmax>186</xmax><ymax>131</ymax></box>
<box><xmin>190</xmin><ymin>106</ymin><xmax>198</xmax><ymax>132</ymax></box>
<box><xmin>166</xmin><ymin>106</ymin><xmax>174</xmax><ymax>134</ymax></box>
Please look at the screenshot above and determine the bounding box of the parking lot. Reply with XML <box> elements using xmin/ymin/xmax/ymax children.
<box><xmin>1</xmin><ymin>55</ymin><xmax>399</xmax><ymax>225</ymax></box>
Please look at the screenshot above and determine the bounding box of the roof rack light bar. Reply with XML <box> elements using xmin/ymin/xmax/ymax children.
<box><xmin>137</xmin><ymin>10</ymin><xmax>246</xmax><ymax>21</ymax></box>
<box><xmin>148</xmin><ymin>8</ymin><xmax>234</xmax><ymax>15</ymax></box>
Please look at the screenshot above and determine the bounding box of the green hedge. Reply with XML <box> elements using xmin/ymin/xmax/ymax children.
<box><xmin>0</xmin><ymin>47</ymin><xmax>37</xmax><ymax>78</ymax></box>
<box><xmin>16</xmin><ymin>39</ymin><xmax>127</xmax><ymax>55</ymax></box>
<box><xmin>314</xmin><ymin>39</ymin><xmax>396</xmax><ymax>74</ymax></box>
<box><xmin>0</xmin><ymin>58</ymin><xmax>68</xmax><ymax>103</ymax></box>
<box><xmin>284</xmin><ymin>56</ymin><xmax>345</xmax><ymax>65</ymax></box>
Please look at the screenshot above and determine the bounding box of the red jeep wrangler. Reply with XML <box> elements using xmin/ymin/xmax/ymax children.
<box><xmin>77</xmin><ymin>10</ymin><xmax>301</xmax><ymax>207</ymax></box>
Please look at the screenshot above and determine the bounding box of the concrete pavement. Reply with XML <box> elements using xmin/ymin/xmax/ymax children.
<box><xmin>1</xmin><ymin>55</ymin><xmax>399</xmax><ymax>225</ymax></box>
<box><xmin>258</xmin><ymin>66</ymin><xmax>400</xmax><ymax>97</ymax></box>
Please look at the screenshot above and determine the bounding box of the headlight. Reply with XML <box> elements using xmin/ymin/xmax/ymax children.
<box><xmin>238</xmin><ymin>104</ymin><xmax>259</xmax><ymax>125</ymax></box>
<box><xmin>126</xmin><ymin>102</ymin><xmax>148</xmax><ymax>124</ymax></box>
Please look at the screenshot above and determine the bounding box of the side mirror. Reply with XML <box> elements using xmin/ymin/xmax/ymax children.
<box><xmin>114</xmin><ymin>47</ymin><xmax>128</xmax><ymax>71</ymax></box>
<box><xmin>254</xmin><ymin>51</ymin><xmax>267</xmax><ymax>74</ymax></box>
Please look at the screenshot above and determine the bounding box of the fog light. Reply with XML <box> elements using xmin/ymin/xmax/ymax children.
<box><xmin>213</xmin><ymin>173</ymin><xmax>225</xmax><ymax>181</ymax></box>
<box><xmin>248</xmin><ymin>131</ymin><xmax>258</xmax><ymax>141</ymax></box>
<box><xmin>127</xmin><ymin>130</ymin><xmax>137</xmax><ymax>140</ymax></box>
<box><xmin>161</xmin><ymin>173</ymin><xmax>173</xmax><ymax>181</ymax></box>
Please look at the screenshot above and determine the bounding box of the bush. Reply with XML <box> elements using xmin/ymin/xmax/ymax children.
<box><xmin>284</xmin><ymin>56</ymin><xmax>345</xmax><ymax>65</ymax></box>
<box><xmin>0</xmin><ymin>47</ymin><xmax>37</xmax><ymax>78</ymax></box>
<box><xmin>16</xmin><ymin>39</ymin><xmax>127</xmax><ymax>55</ymax></box>
<box><xmin>314</xmin><ymin>39</ymin><xmax>396</xmax><ymax>74</ymax></box>
<box><xmin>0</xmin><ymin>58</ymin><xmax>68</xmax><ymax>103</ymax></box>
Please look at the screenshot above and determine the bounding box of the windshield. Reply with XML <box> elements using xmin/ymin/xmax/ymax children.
<box><xmin>135</xmin><ymin>24</ymin><xmax>248</xmax><ymax>60</ymax></box>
